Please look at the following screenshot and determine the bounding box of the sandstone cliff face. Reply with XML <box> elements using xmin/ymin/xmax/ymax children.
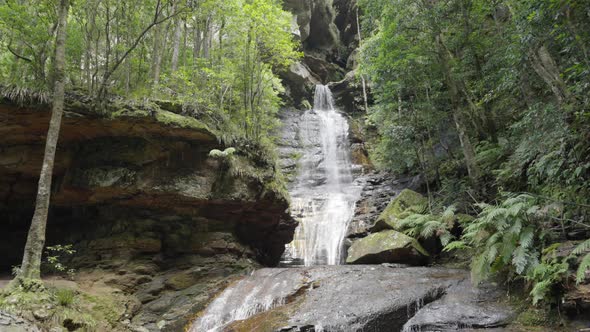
<box><xmin>0</xmin><ymin>95</ymin><xmax>296</xmax><ymax>330</ymax></box>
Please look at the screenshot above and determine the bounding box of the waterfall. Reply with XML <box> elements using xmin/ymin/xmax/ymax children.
<box><xmin>189</xmin><ymin>85</ymin><xmax>361</xmax><ymax>331</ymax></box>
<box><xmin>284</xmin><ymin>85</ymin><xmax>361</xmax><ymax>266</ymax></box>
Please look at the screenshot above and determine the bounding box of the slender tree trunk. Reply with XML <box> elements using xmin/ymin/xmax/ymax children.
<box><xmin>436</xmin><ymin>35</ymin><xmax>480</xmax><ymax>183</ymax></box>
<box><xmin>193</xmin><ymin>25</ymin><xmax>202</xmax><ymax>59</ymax></box>
<box><xmin>18</xmin><ymin>0</ymin><xmax>69</xmax><ymax>281</ymax></box>
<box><xmin>202</xmin><ymin>15</ymin><xmax>212</xmax><ymax>59</ymax></box>
<box><xmin>170</xmin><ymin>17</ymin><xmax>183</xmax><ymax>71</ymax></box>
<box><xmin>355</xmin><ymin>7</ymin><xmax>369</xmax><ymax>112</ymax></box>
<box><xmin>152</xmin><ymin>24</ymin><xmax>163</xmax><ymax>86</ymax></box>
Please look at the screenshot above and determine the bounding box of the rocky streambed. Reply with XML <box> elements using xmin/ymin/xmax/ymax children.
<box><xmin>190</xmin><ymin>265</ymin><xmax>514</xmax><ymax>332</ymax></box>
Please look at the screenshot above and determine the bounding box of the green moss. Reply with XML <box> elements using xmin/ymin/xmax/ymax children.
<box><xmin>514</xmin><ymin>306</ymin><xmax>557</xmax><ymax>327</ymax></box>
<box><xmin>374</xmin><ymin>189</ymin><xmax>428</xmax><ymax>230</ymax></box>
<box><xmin>154</xmin><ymin>109</ymin><xmax>210</xmax><ymax>131</ymax></box>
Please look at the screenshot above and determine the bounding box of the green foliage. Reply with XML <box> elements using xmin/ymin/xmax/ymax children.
<box><xmin>54</xmin><ymin>288</ymin><xmax>75</xmax><ymax>307</ymax></box>
<box><xmin>43</xmin><ymin>244</ymin><xmax>76</xmax><ymax>279</ymax></box>
<box><xmin>397</xmin><ymin>205</ymin><xmax>457</xmax><ymax>246</ymax></box>
<box><xmin>460</xmin><ymin>194</ymin><xmax>544</xmax><ymax>283</ymax></box>
<box><xmin>572</xmin><ymin>239</ymin><xmax>590</xmax><ymax>284</ymax></box>
<box><xmin>526</xmin><ymin>257</ymin><xmax>568</xmax><ymax>305</ymax></box>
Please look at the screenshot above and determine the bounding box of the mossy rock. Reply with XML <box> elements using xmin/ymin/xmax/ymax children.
<box><xmin>154</xmin><ymin>109</ymin><xmax>210</xmax><ymax>131</ymax></box>
<box><xmin>346</xmin><ymin>230</ymin><xmax>429</xmax><ymax>265</ymax></box>
<box><xmin>372</xmin><ymin>189</ymin><xmax>428</xmax><ymax>231</ymax></box>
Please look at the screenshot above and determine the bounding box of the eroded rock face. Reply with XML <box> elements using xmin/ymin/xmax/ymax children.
<box><xmin>0</xmin><ymin>97</ymin><xmax>296</xmax><ymax>330</ymax></box>
<box><xmin>193</xmin><ymin>266</ymin><xmax>514</xmax><ymax>331</ymax></box>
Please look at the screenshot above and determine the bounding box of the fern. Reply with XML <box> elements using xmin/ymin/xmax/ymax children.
<box><xmin>454</xmin><ymin>193</ymin><xmax>544</xmax><ymax>287</ymax></box>
<box><xmin>443</xmin><ymin>241</ymin><xmax>469</xmax><ymax>251</ymax></box>
<box><xmin>572</xmin><ymin>239</ymin><xmax>590</xmax><ymax>255</ymax></box>
<box><xmin>576</xmin><ymin>254</ymin><xmax>590</xmax><ymax>284</ymax></box>
<box><xmin>396</xmin><ymin>206</ymin><xmax>458</xmax><ymax>247</ymax></box>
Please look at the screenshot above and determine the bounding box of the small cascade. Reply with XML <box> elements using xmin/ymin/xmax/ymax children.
<box><xmin>283</xmin><ymin>85</ymin><xmax>361</xmax><ymax>266</ymax></box>
<box><xmin>189</xmin><ymin>269</ymin><xmax>305</xmax><ymax>332</ymax></box>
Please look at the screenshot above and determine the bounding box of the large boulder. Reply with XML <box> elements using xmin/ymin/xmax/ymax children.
<box><xmin>280</xmin><ymin>61</ymin><xmax>320</xmax><ymax>107</ymax></box>
<box><xmin>346</xmin><ymin>230</ymin><xmax>428</xmax><ymax>265</ymax></box>
<box><xmin>372</xmin><ymin>189</ymin><xmax>429</xmax><ymax>232</ymax></box>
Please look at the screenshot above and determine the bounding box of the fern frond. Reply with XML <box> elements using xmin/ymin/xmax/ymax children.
<box><xmin>420</xmin><ymin>220</ymin><xmax>440</xmax><ymax>238</ymax></box>
<box><xmin>486</xmin><ymin>207</ymin><xmax>508</xmax><ymax>222</ymax></box>
<box><xmin>576</xmin><ymin>254</ymin><xmax>590</xmax><ymax>284</ymax></box>
<box><xmin>508</xmin><ymin>202</ymin><xmax>526</xmax><ymax>217</ymax></box>
<box><xmin>440</xmin><ymin>232</ymin><xmax>453</xmax><ymax>246</ymax></box>
<box><xmin>443</xmin><ymin>241</ymin><xmax>468</xmax><ymax>252</ymax></box>
<box><xmin>471</xmin><ymin>254</ymin><xmax>490</xmax><ymax>284</ymax></box>
<box><xmin>441</xmin><ymin>205</ymin><xmax>456</xmax><ymax>224</ymax></box>
<box><xmin>530</xmin><ymin>280</ymin><xmax>551</xmax><ymax>305</ymax></box>
<box><xmin>487</xmin><ymin>243</ymin><xmax>499</xmax><ymax>263</ymax></box>
<box><xmin>519</xmin><ymin>227</ymin><xmax>534</xmax><ymax>249</ymax></box>
<box><xmin>507</xmin><ymin>219</ymin><xmax>522</xmax><ymax>236</ymax></box>
<box><xmin>512</xmin><ymin>246</ymin><xmax>528</xmax><ymax>275</ymax></box>
<box><xmin>572</xmin><ymin>239</ymin><xmax>590</xmax><ymax>255</ymax></box>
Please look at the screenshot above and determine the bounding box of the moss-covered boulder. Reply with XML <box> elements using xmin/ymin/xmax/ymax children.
<box><xmin>372</xmin><ymin>189</ymin><xmax>428</xmax><ymax>231</ymax></box>
<box><xmin>346</xmin><ymin>230</ymin><xmax>429</xmax><ymax>265</ymax></box>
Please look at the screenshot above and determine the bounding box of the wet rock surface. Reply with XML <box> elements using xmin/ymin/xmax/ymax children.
<box><xmin>196</xmin><ymin>265</ymin><xmax>514</xmax><ymax>332</ymax></box>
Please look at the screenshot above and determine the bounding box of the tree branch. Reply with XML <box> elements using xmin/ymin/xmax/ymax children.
<box><xmin>98</xmin><ymin>1</ymin><xmax>187</xmax><ymax>98</ymax></box>
<box><xmin>7</xmin><ymin>44</ymin><xmax>32</xmax><ymax>62</ymax></box>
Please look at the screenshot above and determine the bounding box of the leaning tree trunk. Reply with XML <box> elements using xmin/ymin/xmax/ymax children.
<box><xmin>19</xmin><ymin>0</ymin><xmax>70</xmax><ymax>281</ymax></box>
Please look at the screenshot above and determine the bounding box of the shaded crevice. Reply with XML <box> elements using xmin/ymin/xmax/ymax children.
<box><xmin>359</xmin><ymin>286</ymin><xmax>448</xmax><ymax>332</ymax></box>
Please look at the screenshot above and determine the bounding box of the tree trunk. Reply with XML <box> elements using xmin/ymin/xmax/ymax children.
<box><xmin>436</xmin><ymin>35</ymin><xmax>480</xmax><ymax>183</ymax></box>
<box><xmin>19</xmin><ymin>0</ymin><xmax>69</xmax><ymax>281</ymax></box>
<box><xmin>170</xmin><ymin>17</ymin><xmax>183</xmax><ymax>71</ymax></box>
<box><xmin>152</xmin><ymin>24</ymin><xmax>163</xmax><ymax>86</ymax></box>
<box><xmin>355</xmin><ymin>7</ymin><xmax>369</xmax><ymax>112</ymax></box>
<box><xmin>529</xmin><ymin>45</ymin><xmax>570</xmax><ymax>108</ymax></box>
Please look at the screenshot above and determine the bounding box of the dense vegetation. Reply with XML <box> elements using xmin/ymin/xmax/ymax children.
<box><xmin>0</xmin><ymin>0</ymin><xmax>298</xmax><ymax>287</ymax></box>
<box><xmin>359</xmin><ymin>0</ymin><xmax>589</xmax><ymax>305</ymax></box>
<box><xmin>0</xmin><ymin>0</ymin><xmax>300</xmax><ymax>141</ymax></box>
<box><xmin>1</xmin><ymin>0</ymin><xmax>588</xmax><ymax>320</ymax></box>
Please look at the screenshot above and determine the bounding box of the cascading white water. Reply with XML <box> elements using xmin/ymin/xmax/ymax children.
<box><xmin>189</xmin><ymin>85</ymin><xmax>361</xmax><ymax>331</ymax></box>
<box><xmin>284</xmin><ymin>85</ymin><xmax>361</xmax><ymax>266</ymax></box>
